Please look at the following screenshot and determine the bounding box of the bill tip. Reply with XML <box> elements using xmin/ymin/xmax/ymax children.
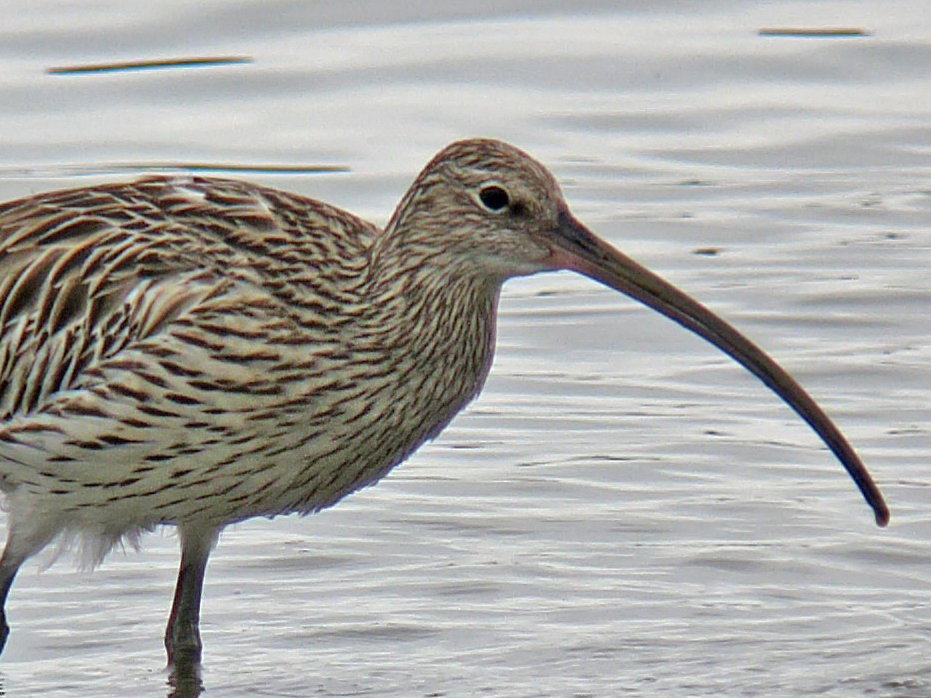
<box><xmin>874</xmin><ymin>507</ymin><xmax>890</xmax><ymax>528</ymax></box>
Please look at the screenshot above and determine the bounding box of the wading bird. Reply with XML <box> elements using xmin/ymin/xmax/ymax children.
<box><xmin>0</xmin><ymin>139</ymin><xmax>888</xmax><ymax>670</ymax></box>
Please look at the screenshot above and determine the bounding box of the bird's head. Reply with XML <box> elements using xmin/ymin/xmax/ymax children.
<box><xmin>382</xmin><ymin>138</ymin><xmax>577</xmax><ymax>279</ymax></box>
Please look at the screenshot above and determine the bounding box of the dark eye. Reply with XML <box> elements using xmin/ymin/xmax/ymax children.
<box><xmin>479</xmin><ymin>185</ymin><xmax>509</xmax><ymax>212</ymax></box>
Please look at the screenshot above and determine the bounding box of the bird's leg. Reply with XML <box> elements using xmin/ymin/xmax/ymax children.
<box><xmin>0</xmin><ymin>521</ymin><xmax>51</xmax><ymax>656</ymax></box>
<box><xmin>0</xmin><ymin>558</ymin><xmax>21</xmax><ymax>654</ymax></box>
<box><xmin>165</xmin><ymin>526</ymin><xmax>217</xmax><ymax>669</ymax></box>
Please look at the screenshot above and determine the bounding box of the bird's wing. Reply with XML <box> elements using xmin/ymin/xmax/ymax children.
<box><xmin>0</xmin><ymin>177</ymin><xmax>330</xmax><ymax>422</ymax></box>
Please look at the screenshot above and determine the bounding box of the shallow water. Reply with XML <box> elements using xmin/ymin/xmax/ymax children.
<box><xmin>0</xmin><ymin>1</ymin><xmax>929</xmax><ymax>696</ymax></box>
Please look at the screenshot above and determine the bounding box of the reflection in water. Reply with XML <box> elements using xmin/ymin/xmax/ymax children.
<box><xmin>756</xmin><ymin>27</ymin><xmax>871</xmax><ymax>36</ymax></box>
<box><xmin>0</xmin><ymin>163</ymin><xmax>349</xmax><ymax>179</ymax></box>
<box><xmin>46</xmin><ymin>56</ymin><xmax>253</xmax><ymax>76</ymax></box>
<box><xmin>167</xmin><ymin>662</ymin><xmax>203</xmax><ymax>698</ymax></box>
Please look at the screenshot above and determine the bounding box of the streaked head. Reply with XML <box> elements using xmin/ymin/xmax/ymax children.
<box><xmin>384</xmin><ymin>138</ymin><xmax>569</xmax><ymax>277</ymax></box>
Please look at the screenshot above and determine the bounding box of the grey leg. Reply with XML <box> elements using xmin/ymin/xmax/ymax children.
<box><xmin>0</xmin><ymin>520</ymin><xmax>54</xmax><ymax>656</ymax></box>
<box><xmin>165</xmin><ymin>526</ymin><xmax>217</xmax><ymax>668</ymax></box>
<box><xmin>0</xmin><ymin>556</ymin><xmax>22</xmax><ymax>654</ymax></box>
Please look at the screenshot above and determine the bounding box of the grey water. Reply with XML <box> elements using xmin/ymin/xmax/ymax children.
<box><xmin>0</xmin><ymin>1</ymin><xmax>928</xmax><ymax>696</ymax></box>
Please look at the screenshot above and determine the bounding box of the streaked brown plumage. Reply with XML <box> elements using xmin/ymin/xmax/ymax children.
<box><xmin>0</xmin><ymin>139</ymin><xmax>888</xmax><ymax>671</ymax></box>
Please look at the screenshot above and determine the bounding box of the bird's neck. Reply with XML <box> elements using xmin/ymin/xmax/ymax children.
<box><xmin>356</xmin><ymin>244</ymin><xmax>502</xmax><ymax>440</ymax></box>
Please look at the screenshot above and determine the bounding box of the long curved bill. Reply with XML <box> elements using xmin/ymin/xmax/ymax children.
<box><xmin>545</xmin><ymin>209</ymin><xmax>890</xmax><ymax>527</ymax></box>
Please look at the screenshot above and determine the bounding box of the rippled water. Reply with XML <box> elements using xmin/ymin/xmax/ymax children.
<box><xmin>0</xmin><ymin>1</ymin><xmax>929</xmax><ymax>696</ymax></box>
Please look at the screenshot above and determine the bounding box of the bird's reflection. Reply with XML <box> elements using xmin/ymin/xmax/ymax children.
<box><xmin>167</xmin><ymin>661</ymin><xmax>203</xmax><ymax>698</ymax></box>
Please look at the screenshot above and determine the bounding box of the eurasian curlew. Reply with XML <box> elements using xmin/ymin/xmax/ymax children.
<box><xmin>0</xmin><ymin>139</ymin><xmax>888</xmax><ymax>671</ymax></box>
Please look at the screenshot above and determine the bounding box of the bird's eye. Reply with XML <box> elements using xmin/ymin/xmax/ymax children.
<box><xmin>478</xmin><ymin>185</ymin><xmax>510</xmax><ymax>212</ymax></box>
